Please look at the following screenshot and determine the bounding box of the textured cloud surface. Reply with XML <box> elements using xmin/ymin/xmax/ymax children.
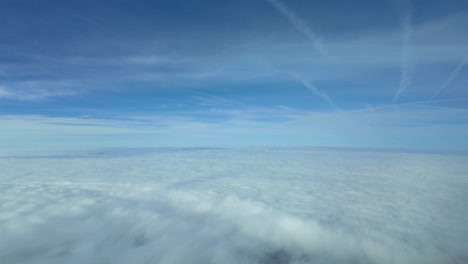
<box><xmin>1</xmin><ymin>148</ymin><xmax>467</xmax><ymax>264</ymax></box>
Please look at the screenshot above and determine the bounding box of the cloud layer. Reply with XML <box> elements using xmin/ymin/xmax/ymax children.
<box><xmin>1</xmin><ymin>148</ymin><xmax>467</xmax><ymax>263</ymax></box>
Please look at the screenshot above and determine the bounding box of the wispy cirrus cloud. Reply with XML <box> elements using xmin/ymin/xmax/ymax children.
<box><xmin>264</xmin><ymin>0</ymin><xmax>329</xmax><ymax>57</ymax></box>
<box><xmin>287</xmin><ymin>72</ymin><xmax>337</xmax><ymax>109</ymax></box>
<box><xmin>393</xmin><ymin>0</ymin><xmax>413</xmax><ymax>103</ymax></box>
<box><xmin>432</xmin><ymin>55</ymin><xmax>468</xmax><ymax>98</ymax></box>
<box><xmin>1</xmin><ymin>11</ymin><xmax>467</xmax><ymax>104</ymax></box>
<box><xmin>0</xmin><ymin>86</ymin><xmax>76</xmax><ymax>101</ymax></box>
<box><xmin>2</xmin><ymin>101</ymin><xmax>468</xmax><ymax>151</ymax></box>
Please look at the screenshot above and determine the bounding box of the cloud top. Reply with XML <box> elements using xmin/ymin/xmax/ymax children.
<box><xmin>1</xmin><ymin>148</ymin><xmax>467</xmax><ymax>263</ymax></box>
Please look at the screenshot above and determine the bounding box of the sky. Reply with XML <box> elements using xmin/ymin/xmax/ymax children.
<box><xmin>1</xmin><ymin>0</ymin><xmax>468</xmax><ymax>152</ymax></box>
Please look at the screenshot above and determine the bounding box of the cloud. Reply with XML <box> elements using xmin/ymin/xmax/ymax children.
<box><xmin>1</xmin><ymin>8</ymin><xmax>467</xmax><ymax>103</ymax></box>
<box><xmin>288</xmin><ymin>72</ymin><xmax>337</xmax><ymax>108</ymax></box>
<box><xmin>2</xmin><ymin>100</ymin><xmax>468</xmax><ymax>152</ymax></box>
<box><xmin>393</xmin><ymin>0</ymin><xmax>413</xmax><ymax>103</ymax></box>
<box><xmin>432</xmin><ymin>55</ymin><xmax>468</xmax><ymax>98</ymax></box>
<box><xmin>1</xmin><ymin>148</ymin><xmax>467</xmax><ymax>263</ymax></box>
<box><xmin>0</xmin><ymin>85</ymin><xmax>76</xmax><ymax>101</ymax></box>
<box><xmin>264</xmin><ymin>0</ymin><xmax>329</xmax><ymax>57</ymax></box>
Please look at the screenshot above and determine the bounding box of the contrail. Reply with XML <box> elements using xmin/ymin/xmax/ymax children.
<box><xmin>288</xmin><ymin>72</ymin><xmax>336</xmax><ymax>108</ymax></box>
<box><xmin>431</xmin><ymin>55</ymin><xmax>468</xmax><ymax>99</ymax></box>
<box><xmin>264</xmin><ymin>0</ymin><xmax>328</xmax><ymax>57</ymax></box>
<box><xmin>371</xmin><ymin>97</ymin><xmax>468</xmax><ymax>112</ymax></box>
<box><xmin>393</xmin><ymin>0</ymin><xmax>413</xmax><ymax>103</ymax></box>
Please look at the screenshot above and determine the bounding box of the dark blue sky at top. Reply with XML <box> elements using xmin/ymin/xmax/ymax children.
<box><xmin>1</xmin><ymin>0</ymin><xmax>468</xmax><ymax>150</ymax></box>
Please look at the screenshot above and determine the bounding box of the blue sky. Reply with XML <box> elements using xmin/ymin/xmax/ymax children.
<box><xmin>1</xmin><ymin>0</ymin><xmax>468</xmax><ymax>151</ymax></box>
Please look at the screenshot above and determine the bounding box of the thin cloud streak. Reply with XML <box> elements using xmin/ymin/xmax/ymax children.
<box><xmin>288</xmin><ymin>72</ymin><xmax>337</xmax><ymax>109</ymax></box>
<box><xmin>0</xmin><ymin>86</ymin><xmax>76</xmax><ymax>101</ymax></box>
<box><xmin>393</xmin><ymin>97</ymin><xmax>468</xmax><ymax>107</ymax></box>
<box><xmin>264</xmin><ymin>0</ymin><xmax>329</xmax><ymax>57</ymax></box>
<box><xmin>393</xmin><ymin>0</ymin><xmax>413</xmax><ymax>103</ymax></box>
<box><xmin>432</xmin><ymin>55</ymin><xmax>468</xmax><ymax>98</ymax></box>
<box><xmin>2</xmin><ymin>100</ymin><xmax>468</xmax><ymax>151</ymax></box>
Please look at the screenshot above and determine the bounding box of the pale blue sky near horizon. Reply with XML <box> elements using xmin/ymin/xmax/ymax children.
<box><xmin>1</xmin><ymin>0</ymin><xmax>468</xmax><ymax>152</ymax></box>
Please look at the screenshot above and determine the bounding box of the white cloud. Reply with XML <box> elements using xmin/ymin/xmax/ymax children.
<box><xmin>0</xmin><ymin>148</ymin><xmax>467</xmax><ymax>263</ymax></box>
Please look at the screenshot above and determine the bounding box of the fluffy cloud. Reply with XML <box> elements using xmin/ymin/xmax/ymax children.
<box><xmin>1</xmin><ymin>148</ymin><xmax>467</xmax><ymax>263</ymax></box>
